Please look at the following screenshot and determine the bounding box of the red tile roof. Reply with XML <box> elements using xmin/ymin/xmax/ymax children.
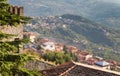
<box><xmin>40</xmin><ymin>62</ymin><xmax>74</xmax><ymax>76</ymax></box>
<box><xmin>40</xmin><ymin>61</ymin><xmax>120</xmax><ymax>76</ymax></box>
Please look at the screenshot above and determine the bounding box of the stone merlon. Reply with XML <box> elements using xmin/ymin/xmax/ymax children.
<box><xmin>8</xmin><ymin>5</ymin><xmax>24</xmax><ymax>16</ymax></box>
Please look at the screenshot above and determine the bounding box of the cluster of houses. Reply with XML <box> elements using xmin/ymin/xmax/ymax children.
<box><xmin>38</xmin><ymin>38</ymin><xmax>78</xmax><ymax>53</ymax></box>
<box><xmin>23</xmin><ymin>32</ymin><xmax>120</xmax><ymax>72</ymax></box>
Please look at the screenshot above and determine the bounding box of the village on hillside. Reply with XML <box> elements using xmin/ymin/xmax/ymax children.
<box><xmin>1</xmin><ymin>1</ymin><xmax>120</xmax><ymax>75</ymax></box>
<box><xmin>23</xmin><ymin>31</ymin><xmax>120</xmax><ymax>72</ymax></box>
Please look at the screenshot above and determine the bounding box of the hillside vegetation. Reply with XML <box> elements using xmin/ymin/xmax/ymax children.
<box><xmin>9</xmin><ymin>0</ymin><xmax>120</xmax><ymax>28</ymax></box>
<box><xmin>25</xmin><ymin>14</ymin><xmax>120</xmax><ymax>61</ymax></box>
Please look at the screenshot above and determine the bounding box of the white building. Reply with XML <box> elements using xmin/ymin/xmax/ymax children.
<box><xmin>41</xmin><ymin>42</ymin><xmax>55</xmax><ymax>51</ymax></box>
<box><xmin>29</xmin><ymin>34</ymin><xmax>36</xmax><ymax>42</ymax></box>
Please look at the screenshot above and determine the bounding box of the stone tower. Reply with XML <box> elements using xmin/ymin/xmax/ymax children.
<box><xmin>8</xmin><ymin>5</ymin><xmax>24</xmax><ymax>16</ymax></box>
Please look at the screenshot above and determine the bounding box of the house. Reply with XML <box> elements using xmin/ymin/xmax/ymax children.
<box><xmin>77</xmin><ymin>51</ymin><xmax>93</xmax><ymax>62</ymax></box>
<box><xmin>94</xmin><ymin>56</ymin><xmax>103</xmax><ymax>61</ymax></box>
<box><xmin>41</xmin><ymin>41</ymin><xmax>55</xmax><ymax>51</ymax></box>
<box><xmin>55</xmin><ymin>43</ymin><xmax>64</xmax><ymax>52</ymax></box>
<box><xmin>95</xmin><ymin>61</ymin><xmax>111</xmax><ymax>69</ymax></box>
<box><xmin>39</xmin><ymin>38</ymin><xmax>51</xmax><ymax>44</ymax></box>
<box><xmin>38</xmin><ymin>38</ymin><xmax>55</xmax><ymax>51</ymax></box>
<box><xmin>29</xmin><ymin>34</ymin><xmax>36</xmax><ymax>42</ymax></box>
<box><xmin>66</xmin><ymin>46</ymin><xmax>78</xmax><ymax>53</ymax></box>
<box><xmin>24</xmin><ymin>32</ymin><xmax>36</xmax><ymax>42</ymax></box>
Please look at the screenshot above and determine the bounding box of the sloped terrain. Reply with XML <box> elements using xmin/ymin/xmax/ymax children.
<box><xmin>25</xmin><ymin>14</ymin><xmax>120</xmax><ymax>61</ymax></box>
<box><xmin>8</xmin><ymin>0</ymin><xmax>120</xmax><ymax>28</ymax></box>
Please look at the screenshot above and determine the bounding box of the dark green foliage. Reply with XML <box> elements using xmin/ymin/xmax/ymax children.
<box><xmin>20</xmin><ymin>16</ymin><xmax>32</xmax><ymax>24</ymax></box>
<box><xmin>11</xmin><ymin>68</ymin><xmax>40</xmax><ymax>76</ymax></box>
<box><xmin>42</xmin><ymin>51</ymin><xmax>74</xmax><ymax>64</ymax></box>
<box><xmin>0</xmin><ymin>42</ymin><xmax>17</xmax><ymax>53</ymax></box>
<box><xmin>0</xmin><ymin>0</ymin><xmax>31</xmax><ymax>26</ymax></box>
<box><xmin>0</xmin><ymin>31</ymin><xmax>14</xmax><ymax>40</ymax></box>
<box><xmin>10</xmin><ymin>37</ymin><xmax>30</xmax><ymax>45</ymax></box>
<box><xmin>0</xmin><ymin>0</ymin><xmax>9</xmax><ymax>11</ymax></box>
<box><xmin>3</xmin><ymin>54</ymin><xmax>32</xmax><ymax>62</ymax></box>
<box><xmin>62</xmin><ymin>14</ymin><xmax>90</xmax><ymax>22</ymax></box>
<box><xmin>63</xmin><ymin>45</ymin><xmax>67</xmax><ymax>53</ymax></box>
<box><xmin>0</xmin><ymin>0</ymin><xmax>40</xmax><ymax>75</ymax></box>
<box><xmin>0</xmin><ymin>36</ymin><xmax>40</xmax><ymax>76</ymax></box>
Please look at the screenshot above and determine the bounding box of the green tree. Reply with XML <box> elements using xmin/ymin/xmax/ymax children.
<box><xmin>42</xmin><ymin>51</ymin><xmax>74</xmax><ymax>64</ymax></box>
<box><xmin>0</xmin><ymin>0</ymin><xmax>31</xmax><ymax>26</ymax></box>
<box><xmin>0</xmin><ymin>33</ymin><xmax>40</xmax><ymax>76</ymax></box>
<box><xmin>0</xmin><ymin>0</ymin><xmax>40</xmax><ymax>76</ymax></box>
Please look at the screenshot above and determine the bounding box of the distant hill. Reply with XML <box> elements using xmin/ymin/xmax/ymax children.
<box><xmin>25</xmin><ymin>14</ymin><xmax>120</xmax><ymax>61</ymax></box>
<box><xmin>8</xmin><ymin>0</ymin><xmax>120</xmax><ymax>28</ymax></box>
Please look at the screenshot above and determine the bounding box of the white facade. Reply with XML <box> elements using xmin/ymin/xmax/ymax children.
<box><xmin>30</xmin><ymin>35</ymin><xmax>36</xmax><ymax>42</ymax></box>
<box><xmin>41</xmin><ymin>42</ymin><xmax>55</xmax><ymax>51</ymax></box>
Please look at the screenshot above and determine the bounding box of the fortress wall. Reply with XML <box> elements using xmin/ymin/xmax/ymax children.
<box><xmin>0</xmin><ymin>5</ymin><xmax>24</xmax><ymax>41</ymax></box>
<box><xmin>0</xmin><ymin>25</ymin><xmax>23</xmax><ymax>41</ymax></box>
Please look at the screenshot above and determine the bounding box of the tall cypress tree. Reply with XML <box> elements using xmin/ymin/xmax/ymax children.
<box><xmin>0</xmin><ymin>0</ymin><xmax>40</xmax><ymax>76</ymax></box>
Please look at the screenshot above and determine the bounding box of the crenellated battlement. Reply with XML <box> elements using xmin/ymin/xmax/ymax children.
<box><xmin>8</xmin><ymin>5</ymin><xmax>24</xmax><ymax>16</ymax></box>
<box><xmin>0</xmin><ymin>5</ymin><xmax>24</xmax><ymax>42</ymax></box>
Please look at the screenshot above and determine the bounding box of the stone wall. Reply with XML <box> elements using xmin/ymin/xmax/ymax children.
<box><xmin>0</xmin><ymin>5</ymin><xmax>24</xmax><ymax>42</ymax></box>
<box><xmin>0</xmin><ymin>25</ymin><xmax>23</xmax><ymax>41</ymax></box>
<box><xmin>23</xmin><ymin>60</ymin><xmax>53</xmax><ymax>71</ymax></box>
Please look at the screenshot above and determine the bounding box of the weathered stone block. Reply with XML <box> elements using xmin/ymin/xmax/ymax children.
<box><xmin>0</xmin><ymin>25</ymin><xmax>23</xmax><ymax>41</ymax></box>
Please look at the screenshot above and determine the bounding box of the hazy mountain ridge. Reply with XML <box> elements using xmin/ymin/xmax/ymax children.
<box><xmin>8</xmin><ymin>0</ymin><xmax>120</xmax><ymax>28</ymax></box>
<box><xmin>25</xmin><ymin>14</ymin><xmax>120</xmax><ymax>50</ymax></box>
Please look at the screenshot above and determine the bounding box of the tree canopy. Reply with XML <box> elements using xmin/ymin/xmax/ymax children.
<box><xmin>0</xmin><ymin>0</ymin><xmax>31</xmax><ymax>26</ymax></box>
<box><xmin>42</xmin><ymin>51</ymin><xmax>77</xmax><ymax>64</ymax></box>
<box><xmin>0</xmin><ymin>0</ymin><xmax>40</xmax><ymax>76</ymax></box>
